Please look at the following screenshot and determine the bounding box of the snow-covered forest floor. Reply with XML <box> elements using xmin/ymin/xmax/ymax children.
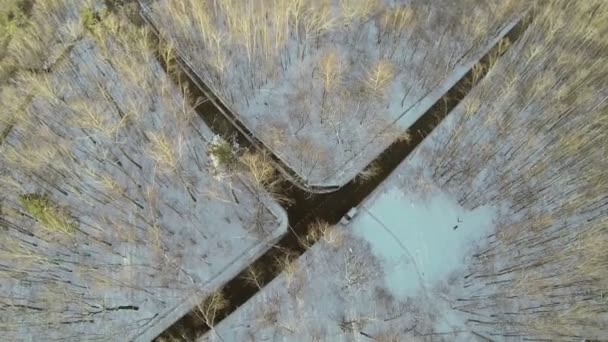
<box><xmin>201</xmin><ymin>2</ymin><xmax>608</xmax><ymax>341</ymax></box>
<box><xmin>144</xmin><ymin>0</ymin><xmax>523</xmax><ymax>189</ymax></box>
<box><xmin>0</xmin><ymin>10</ymin><xmax>286</xmax><ymax>341</ymax></box>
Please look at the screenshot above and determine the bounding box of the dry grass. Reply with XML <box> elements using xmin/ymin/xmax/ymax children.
<box><xmin>302</xmin><ymin>221</ymin><xmax>346</xmax><ymax>251</ymax></box>
<box><xmin>355</xmin><ymin>161</ymin><xmax>381</xmax><ymax>184</ymax></box>
<box><xmin>148</xmin><ymin>131</ymin><xmax>182</xmax><ymax>172</ymax></box>
<box><xmin>2</xmin><ymin>0</ymin><xmax>84</xmax><ymax>74</ymax></box>
<box><xmin>0</xmin><ymin>0</ymin><xmax>31</xmax><ymax>58</ymax></box>
<box><xmin>272</xmin><ymin>248</ymin><xmax>299</xmax><ymax>284</ymax></box>
<box><xmin>395</xmin><ymin>129</ymin><xmax>412</xmax><ymax>144</ymax></box>
<box><xmin>1</xmin><ymin>0</ymin><xmax>88</xmax><ymax>147</ymax></box>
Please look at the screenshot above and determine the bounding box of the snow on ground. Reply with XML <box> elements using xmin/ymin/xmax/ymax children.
<box><xmin>0</xmin><ymin>32</ymin><xmax>287</xmax><ymax>341</ymax></box>
<box><xmin>354</xmin><ymin>185</ymin><xmax>495</xmax><ymax>301</ymax></box>
<box><xmin>0</xmin><ymin>0</ymin><xmax>91</xmax><ymax>142</ymax></box>
<box><xmin>200</xmin><ymin>147</ymin><xmax>500</xmax><ymax>342</ymax></box>
<box><xmin>202</xmin><ymin>3</ymin><xmax>608</xmax><ymax>340</ymax></box>
<box><xmin>144</xmin><ymin>0</ymin><xmax>522</xmax><ymax>189</ymax></box>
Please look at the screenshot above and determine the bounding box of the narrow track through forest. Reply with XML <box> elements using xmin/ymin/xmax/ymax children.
<box><xmin>140</xmin><ymin>9</ymin><xmax>530</xmax><ymax>341</ymax></box>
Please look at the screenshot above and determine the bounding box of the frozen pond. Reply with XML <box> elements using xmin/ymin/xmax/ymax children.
<box><xmin>354</xmin><ymin>186</ymin><xmax>495</xmax><ymax>298</ymax></box>
<box><xmin>201</xmin><ymin>152</ymin><xmax>499</xmax><ymax>341</ymax></box>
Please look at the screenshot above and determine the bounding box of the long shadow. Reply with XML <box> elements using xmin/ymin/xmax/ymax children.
<box><xmin>145</xmin><ymin>12</ymin><xmax>530</xmax><ymax>341</ymax></box>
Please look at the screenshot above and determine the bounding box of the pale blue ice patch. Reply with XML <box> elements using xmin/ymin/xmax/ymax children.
<box><xmin>351</xmin><ymin>186</ymin><xmax>495</xmax><ymax>300</ymax></box>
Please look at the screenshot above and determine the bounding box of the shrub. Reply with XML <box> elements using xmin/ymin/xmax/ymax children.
<box><xmin>303</xmin><ymin>220</ymin><xmax>343</xmax><ymax>248</ymax></box>
<box><xmin>18</xmin><ymin>193</ymin><xmax>76</xmax><ymax>234</ymax></box>
<box><xmin>239</xmin><ymin>151</ymin><xmax>294</xmax><ymax>205</ymax></box>
<box><xmin>241</xmin><ymin>264</ymin><xmax>264</xmax><ymax>290</ymax></box>
<box><xmin>208</xmin><ymin>135</ymin><xmax>237</xmax><ymax>170</ymax></box>
<box><xmin>80</xmin><ymin>7</ymin><xmax>101</xmax><ymax>32</ymax></box>
<box><xmin>196</xmin><ymin>289</ymin><xmax>229</xmax><ymax>327</ymax></box>
<box><xmin>239</xmin><ymin>151</ymin><xmax>275</xmax><ymax>186</ymax></box>
<box><xmin>355</xmin><ymin>161</ymin><xmax>381</xmax><ymax>184</ymax></box>
<box><xmin>0</xmin><ymin>0</ymin><xmax>30</xmax><ymax>45</ymax></box>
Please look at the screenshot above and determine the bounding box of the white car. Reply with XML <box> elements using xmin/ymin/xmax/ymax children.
<box><xmin>339</xmin><ymin>207</ymin><xmax>358</xmax><ymax>225</ymax></box>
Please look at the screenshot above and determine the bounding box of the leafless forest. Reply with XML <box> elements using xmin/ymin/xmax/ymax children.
<box><xmin>1</xmin><ymin>4</ymin><xmax>285</xmax><ymax>340</ymax></box>
<box><xmin>146</xmin><ymin>0</ymin><xmax>522</xmax><ymax>187</ymax></box>
<box><xmin>1</xmin><ymin>0</ymin><xmax>606</xmax><ymax>341</ymax></box>
<box><xmin>421</xmin><ymin>1</ymin><xmax>608</xmax><ymax>339</ymax></box>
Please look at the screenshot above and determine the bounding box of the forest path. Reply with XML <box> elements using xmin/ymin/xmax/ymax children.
<box><xmin>136</xmin><ymin>6</ymin><xmax>530</xmax><ymax>341</ymax></box>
